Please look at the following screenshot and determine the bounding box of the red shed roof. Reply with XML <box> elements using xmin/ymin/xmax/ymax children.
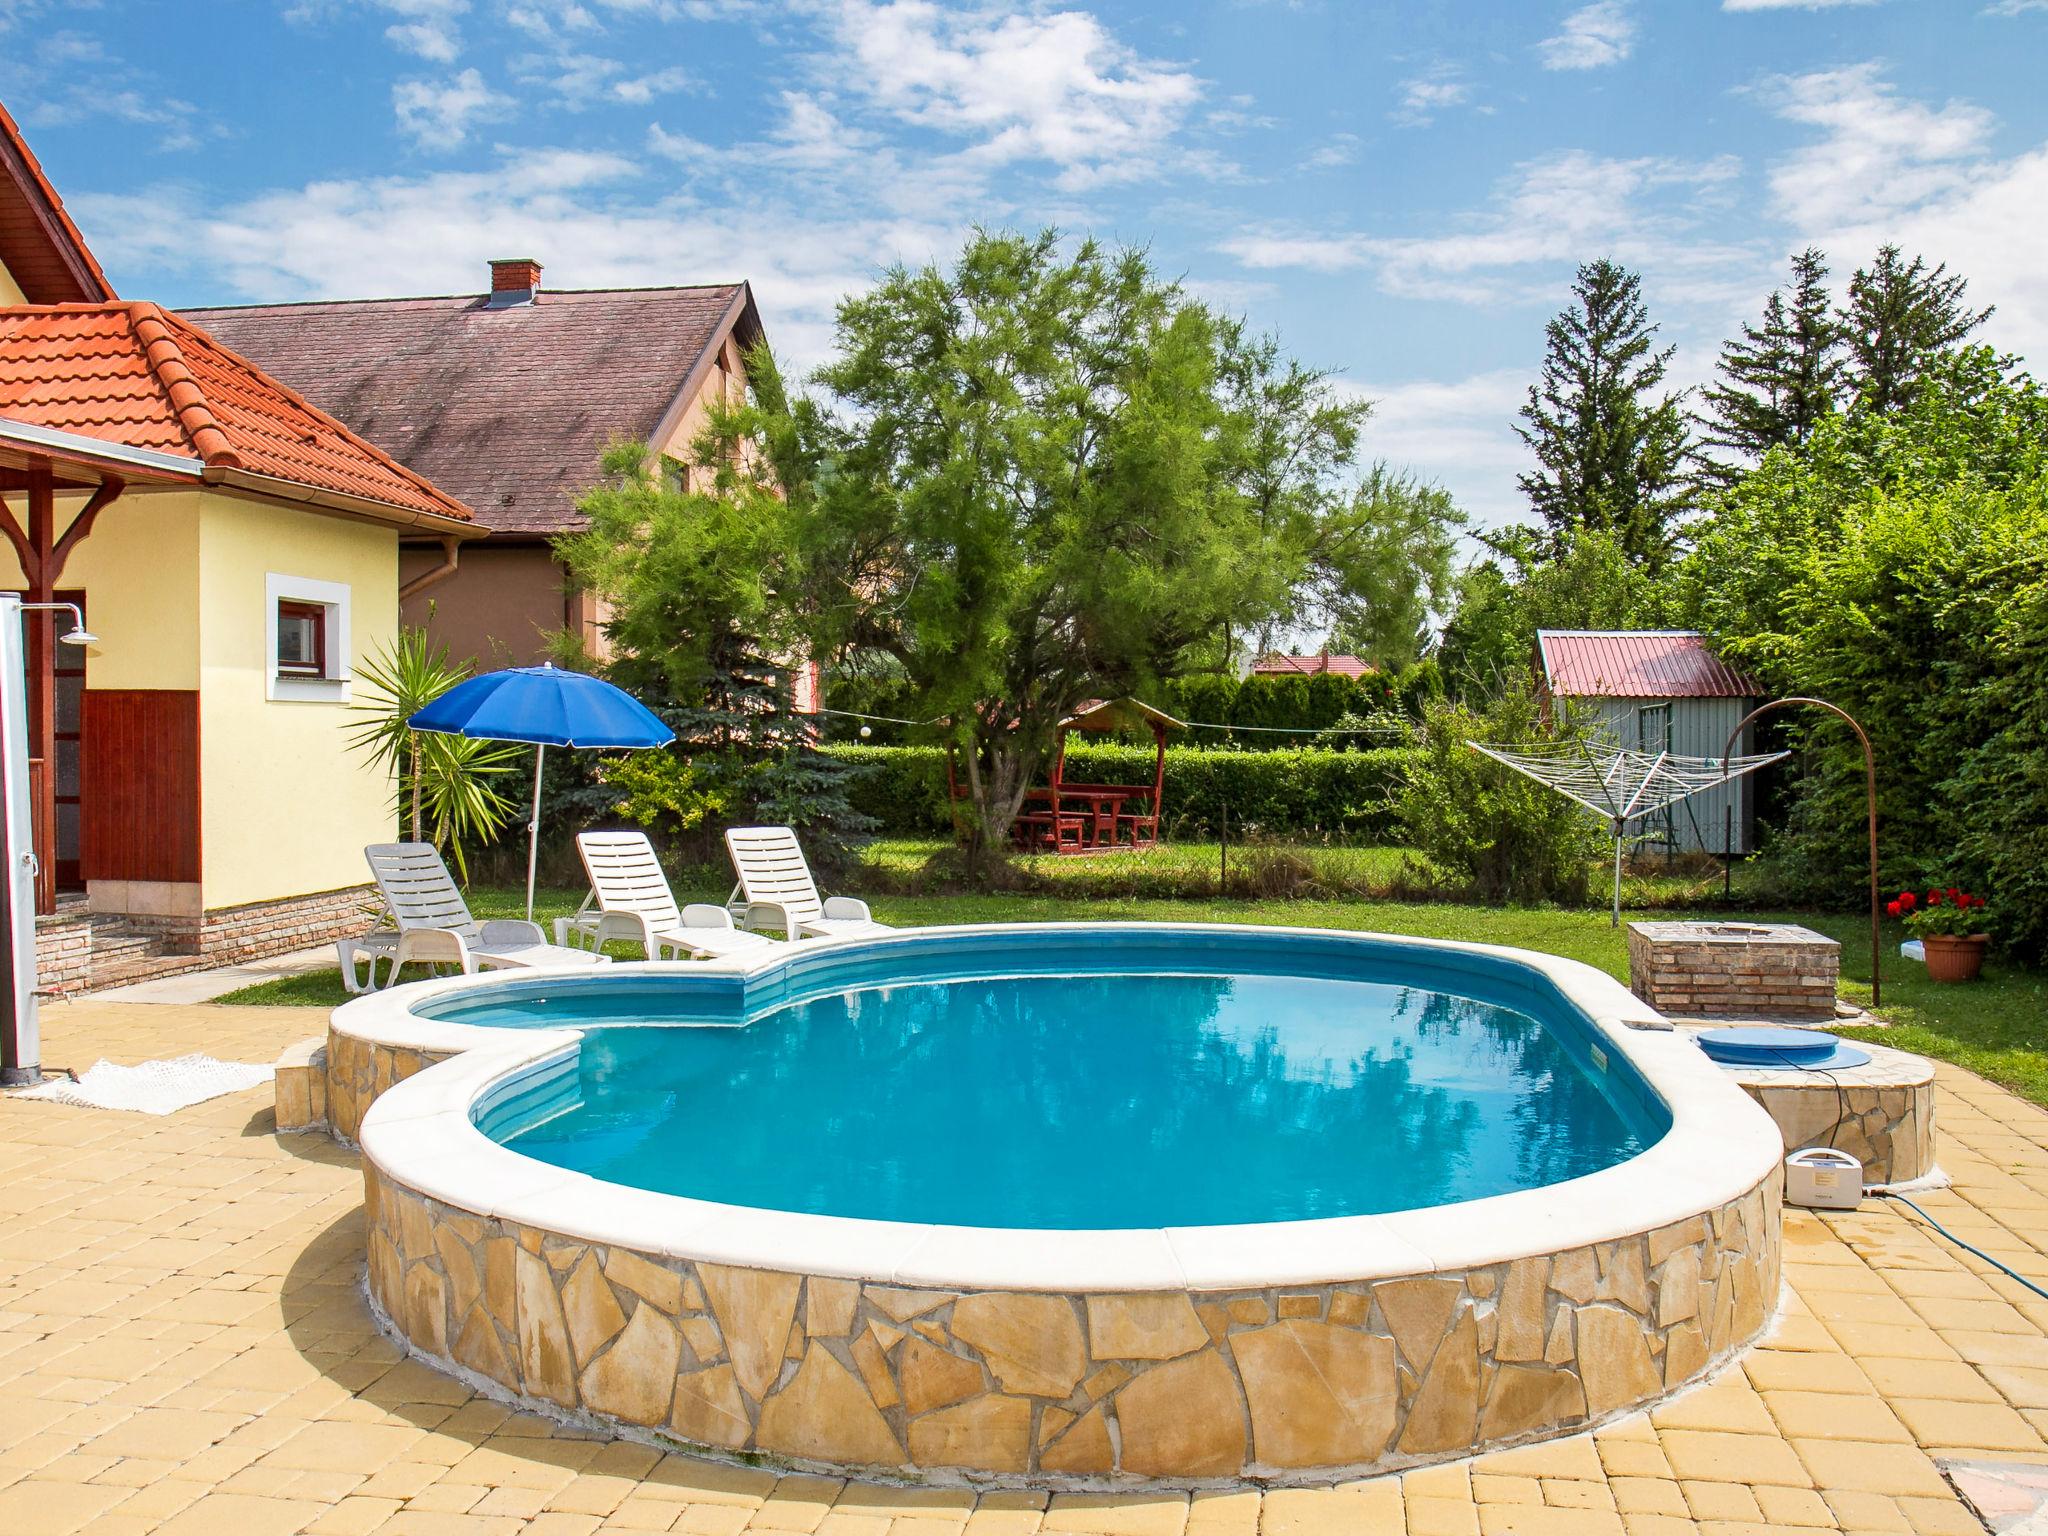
<box><xmin>0</xmin><ymin>98</ymin><xmax>115</xmax><ymax>305</ymax></box>
<box><xmin>1538</xmin><ymin>630</ymin><xmax>1759</xmax><ymax>699</ymax></box>
<box><xmin>184</xmin><ymin>282</ymin><xmax>760</xmax><ymax>539</ymax></box>
<box><xmin>1252</xmin><ymin>651</ymin><xmax>1376</xmax><ymax>679</ymax></box>
<box><xmin>0</xmin><ymin>302</ymin><xmax>473</xmax><ymax>527</ymax></box>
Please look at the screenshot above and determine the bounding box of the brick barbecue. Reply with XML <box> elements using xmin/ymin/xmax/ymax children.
<box><xmin>1627</xmin><ymin>920</ymin><xmax>1841</xmax><ymax>1020</ymax></box>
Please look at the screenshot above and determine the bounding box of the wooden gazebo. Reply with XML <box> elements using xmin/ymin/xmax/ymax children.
<box><xmin>1013</xmin><ymin>698</ymin><xmax>1185</xmax><ymax>854</ymax></box>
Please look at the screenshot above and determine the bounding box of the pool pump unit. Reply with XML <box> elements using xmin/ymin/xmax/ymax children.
<box><xmin>1785</xmin><ymin>1147</ymin><xmax>1865</xmax><ymax>1210</ymax></box>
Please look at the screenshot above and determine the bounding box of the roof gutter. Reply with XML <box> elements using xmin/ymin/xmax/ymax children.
<box><xmin>205</xmin><ymin>465</ymin><xmax>479</xmax><ymax>540</ymax></box>
<box><xmin>0</xmin><ymin>417</ymin><xmax>203</xmax><ymax>480</ymax></box>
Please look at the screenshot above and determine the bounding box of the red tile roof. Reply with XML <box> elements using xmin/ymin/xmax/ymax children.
<box><xmin>0</xmin><ymin>302</ymin><xmax>473</xmax><ymax>525</ymax></box>
<box><xmin>184</xmin><ymin>283</ymin><xmax>760</xmax><ymax>538</ymax></box>
<box><xmin>1538</xmin><ymin>630</ymin><xmax>1759</xmax><ymax>699</ymax></box>
<box><xmin>1251</xmin><ymin>652</ymin><xmax>1377</xmax><ymax>679</ymax></box>
<box><xmin>0</xmin><ymin>98</ymin><xmax>115</xmax><ymax>305</ymax></box>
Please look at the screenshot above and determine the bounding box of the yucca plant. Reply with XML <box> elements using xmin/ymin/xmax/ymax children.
<box><xmin>348</xmin><ymin>628</ymin><xmax>520</xmax><ymax>881</ymax></box>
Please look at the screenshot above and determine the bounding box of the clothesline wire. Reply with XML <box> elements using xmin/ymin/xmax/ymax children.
<box><xmin>813</xmin><ymin>706</ymin><xmax>1410</xmax><ymax>736</ymax></box>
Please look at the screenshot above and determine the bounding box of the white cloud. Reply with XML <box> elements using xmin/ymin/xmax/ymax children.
<box><xmin>1723</xmin><ymin>0</ymin><xmax>1876</xmax><ymax>10</ymax></box>
<box><xmin>1333</xmin><ymin>371</ymin><xmax>1534</xmax><ymax>531</ymax></box>
<box><xmin>1301</xmin><ymin>132</ymin><xmax>1360</xmax><ymax>170</ymax></box>
<box><xmin>1538</xmin><ymin>1</ymin><xmax>1635</xmax><ymax>71</ymax></box>
<box><xmin>818</xmin><ymin>0</ymin><xmax>1205</xmax><ymax>190</ymax></box>
<box><xmin>1759</xmin><ymin>65</ymin><xmax>2048</xmax><ymax>366</ymax></box>
<box><xmin>1393</xmin><ymin>66</ymin><xmax>1471</xmax><ymax>128</ymax></box>
<box><xmin>1221</xmin><ymin>149</ymin><xmax>1746</xmax><ymax>304</ymax></box>
<box><xmin>392</xmin><ymin>67</ymin><xmax>513</xmax><ymax>149</ymax></box>
<box><xmin>1981</xmin><ymin>0</ymin><xmax>2048</xmax><ymax>14</ymax></box>
<box><xmin>81</xmin><ymin>145</ymin><xmax>955</xmax><ymax>377</ymax></box>
<box><xmin>1759</xmin><ymin>63</ymin><xmax>1992</xmax><ymax>230</ymax></box>
<box><xmin>514</xmin><ymin>51</ymin><xmax>700</xmax><ymax>106</ymax></box>
<box><xmin>377</xmin><ymin>0</ymin><xmax>468</xmax><ymax>61</ymax></box>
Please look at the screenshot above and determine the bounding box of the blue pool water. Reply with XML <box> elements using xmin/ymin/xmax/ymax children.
<box><xmin>451</xmin><ymin>931</ymin><xmax>1669</xmax><ymax>1230</ymax></box>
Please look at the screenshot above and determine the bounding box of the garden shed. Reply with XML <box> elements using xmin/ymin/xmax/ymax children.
<box><xmin>1536</xmin><ymin>629</ymin><xmax>1764</xmax><ymax>856</ymax></box>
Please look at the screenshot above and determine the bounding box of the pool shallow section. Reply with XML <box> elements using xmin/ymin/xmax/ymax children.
<box><xmin>344</xmin><ymin>923</ymin><xmax>1785</xmax><ymax>1486</ymax></box>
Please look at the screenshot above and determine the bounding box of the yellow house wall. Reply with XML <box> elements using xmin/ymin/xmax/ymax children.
<box><xmin>197</xmin><ymin>492</ymin><xmax>396</xmax><ymax>910</ymax></box>
<box><xmin>0</xmin><ymin>257</ymin><xmax>26</xmax><ymax>305</ymax></box>
<box><xmin>0</xmin><ymin>487</ymin><xmax>202</xmax><ymax>686</ymax></box>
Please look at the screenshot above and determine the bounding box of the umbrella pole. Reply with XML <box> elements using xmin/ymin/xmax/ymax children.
<box><xmin>526</xmin><ymin>744</ymin><xmax>545</xmax><ymax>925</ymax></box>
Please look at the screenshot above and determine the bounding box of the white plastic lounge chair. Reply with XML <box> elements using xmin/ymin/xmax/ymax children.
<box><xmin>560</xmin><ymin>830</ymin><xmax>776</xmax><ymax>961</ymax></box>
<box><xmin>338</xmin><ymin>929</ymin><xmax>400</xmax><ymax>995</ymax></box>
<box><xmin>362</xmin><ymin>843</ymin><xmax>610</xmax><ymax>986</ymax></box>
<box><xmin>724</xmin><ymin>825</ymin><xmax>892</xmax><ymax>941</ymax></box>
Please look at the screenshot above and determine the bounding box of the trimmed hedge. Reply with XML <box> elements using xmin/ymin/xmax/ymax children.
<box><xmin>823</xmin><ymin>744</ymin><xmax>1418</xmax><ymax>840</ymax></box>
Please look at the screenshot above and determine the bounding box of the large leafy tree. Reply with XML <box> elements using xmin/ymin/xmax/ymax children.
<box><xmin>1516</xmin><ymin>258</ymin><xmax>1695</xmax><ymax>569</ymax></box>
<box><xmin>1840</xmin><ymin>244</ymin><xmax>1992</xmax><ymax>415</ymax></box>
<box><xmin>1697</xmin><ymin>247</ymin><xmax>1844</xmax><ymax>481</ymax></box>
<box><xmin>795</xmin><ymin>230</ymin><xmax>1364</xmax><ymax>857</ymax></box>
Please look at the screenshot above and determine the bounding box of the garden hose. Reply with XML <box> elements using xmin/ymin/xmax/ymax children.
<box><xmin>1874</xmin><ymin>1190</ymin><xmax>2048</xmax><ymax>1301</ymax></box>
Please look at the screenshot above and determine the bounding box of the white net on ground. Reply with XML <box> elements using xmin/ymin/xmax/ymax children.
<box><xmin>14</xmin><ymin>1054</ymin><xmax>273</xmax><ymax>1115</ymax></box>
<box><xmin>1464</xmin><ymin>740</ymin><xmax>1790</xmax><ymax>923</ymax></box>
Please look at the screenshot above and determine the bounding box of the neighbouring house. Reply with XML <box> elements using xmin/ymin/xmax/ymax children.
<box><xmin>186</xmin><ymin>260</ymin><xmax>796</xmax><ymax>688</ymax></box>
<box><xmin>1249</xmin><ymin>650</ymin><xmax>1376</xmax><ymax>679</ymax></box>
<box><xmin>0</xmin><ymin>99</ymin><xmax>480</xmax><ymax>991</ymax></box>
<box><xmin>1536</xmin><ymin>629</ymin><xmax>1764</xmax><ymax>856</ymax></box>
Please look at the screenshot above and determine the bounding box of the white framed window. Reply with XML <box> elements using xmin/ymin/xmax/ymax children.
<box><xmin>265</xmin><ymin>572</ymin><xmax>351</xmax><ymax>702</ymax></box>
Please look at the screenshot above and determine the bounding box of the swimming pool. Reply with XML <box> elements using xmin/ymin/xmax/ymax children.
<box><xmin>342</xmin><ymin>923</ymin><xmax>1784</xmax><ymax>1485</ymax></box>
<box><xmin>444</xmin><ymin>932</ymin><xmax>1670</xmax><ymax>1229</ymax></box>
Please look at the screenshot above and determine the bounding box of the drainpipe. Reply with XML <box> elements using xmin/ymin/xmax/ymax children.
<box><xmin>399</xmin><ymin>536</ymin><xmax>462</xmax><ymax>604</ymax></box>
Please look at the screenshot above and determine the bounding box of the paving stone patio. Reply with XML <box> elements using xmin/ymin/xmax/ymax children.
<box><xmin>3</xmin><ymin>998</ymin><xmax>2047</xmax><ymax>1535</ymax></box>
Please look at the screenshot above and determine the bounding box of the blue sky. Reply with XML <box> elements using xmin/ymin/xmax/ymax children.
<box><xmin>4</xmin><ymin>0</ymin><xmax>2044</xmax><ymax>528</ymax></box>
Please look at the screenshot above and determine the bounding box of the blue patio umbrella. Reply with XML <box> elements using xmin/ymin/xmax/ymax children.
<box><xmin>408</xmin><ymin>664</ymin><xmax>674</xmax><ymax>921</ymax></box>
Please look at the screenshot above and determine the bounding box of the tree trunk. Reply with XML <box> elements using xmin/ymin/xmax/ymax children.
<box><xmin>960</xmin><ymin>735</ymin><xmax>1039</xmax><ymax>874</ymax></box>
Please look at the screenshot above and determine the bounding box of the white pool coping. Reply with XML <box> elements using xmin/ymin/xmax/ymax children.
<box><xmin>351</xmin><ymin>922</ymin><xmax>1787</xmax><ymax>1293</ymax></box>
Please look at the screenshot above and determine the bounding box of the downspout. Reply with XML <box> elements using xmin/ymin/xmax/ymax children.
<box><xmin>399</xmin><ymin>535</ymin><xmax>462</xmax><ymax>604</ymax></box>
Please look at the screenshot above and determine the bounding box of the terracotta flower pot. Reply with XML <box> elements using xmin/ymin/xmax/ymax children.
<box><xmin>1922</xmin><ymin>932</ymin><xmax>1989</xmax><ymax>983</ymax></box>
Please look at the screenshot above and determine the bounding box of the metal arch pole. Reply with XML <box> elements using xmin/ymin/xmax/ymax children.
<box><xmin>1722</xmin><ymin>697</ymin><xmax>1880</xmax><ymax>1008</ymax></box>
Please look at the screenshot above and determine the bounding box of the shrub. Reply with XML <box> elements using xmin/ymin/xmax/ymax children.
<box><xmin>820</xmin><ymin>743</ymin><xmax>1419</xmax><ymax>840</ymax></box>
<box><xmin>1394</xmin><ymin>685</ymin><xmax>1608</xmax><ymax>904</ymax></box>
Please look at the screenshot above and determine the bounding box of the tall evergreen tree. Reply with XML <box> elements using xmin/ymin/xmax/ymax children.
<box><xmin>1516</xmin><ymin>258</ymin><xmax>1694</xmax><ymax>570</ymax></box>
<box><xmin>1841</xmin><ymin>244</ymin><xmax>1992</xmax><ymax>415</ymax></box>
<box><xmin>1697</xmin><ymin>247</ymin><xmax>1844</xmax><ymax>480</ymax></box>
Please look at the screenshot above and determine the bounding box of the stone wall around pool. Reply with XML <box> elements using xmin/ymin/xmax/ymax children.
<box><xmin>322</xmin><ymin>1025</ymin><xmax>454</xmax><ymax>1143</ymax></box>
<box><xmin>362</xmin><ymin>1157</ymin><xmax>1783</xmax><ymax>1487</ymax></box>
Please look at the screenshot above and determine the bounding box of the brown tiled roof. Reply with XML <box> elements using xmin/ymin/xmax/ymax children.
<box><xmin>184</xmin><ymin>284</ymin><xmax>757</xmax><ymax>538</ymax></box>
<box><xmin>1251</xmin><ymin>652</ymin><xmax>1376</xmax><ymax>679</ymax></box>
<box><xmin>0</xmin><ymin>97</ymin><xmax>116</xmax><ymax>304</ymax></box>
<box><xmin>0</xmin><ymin>302</ymin><xmax>473</xmax><ymax>524</ymax></box>
<box><xmin>1537</xmin><ymin>630</ymin><xmax>1760</xmax><ymax>699</ymax></box>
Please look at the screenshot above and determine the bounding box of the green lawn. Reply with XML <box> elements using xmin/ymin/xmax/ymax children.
<box><xmin>218</xmin><ymin>880</ymin><xmax>2048</xmax><ymax>1109</ymax></box>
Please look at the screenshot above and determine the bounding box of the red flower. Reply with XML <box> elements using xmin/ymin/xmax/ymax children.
<box><xmin>1947</xmin><ymin>886</ymin><xmax>1963</xmax><ymax>905</ymax></box>
<box><xmin>1886</xmin><ymin>899</ymin><xmax>1902</xmax><ymax>917</ymax></box>
<box><xmin>1899</xmin><ymin>891</ymin><xmax>1918</xmax><ymax>912</ymax></box>
<box><xmin>1926</xmin><ymin>890</ymin><xmax>1943</xmax><ymax>907</ymax></box>
<box><xmin>1972</xmin><ymin>894</ymin><xmax>1987</xmax><ymax>909</ymax></box>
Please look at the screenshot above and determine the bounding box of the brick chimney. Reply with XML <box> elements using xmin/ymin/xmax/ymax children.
<box><xmin>487</xmin><ymin>257</ymin><xmax>542</xmax><ymax>307</ymax></box>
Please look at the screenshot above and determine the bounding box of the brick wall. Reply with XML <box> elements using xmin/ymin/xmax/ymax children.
<box><xmin>32</xmin><ymin>911</ymin><xmax>93</xmax><ymax>997</ymax></box>
<box><xmin>1627</xmin><ymin>921</ymin><xmax>1839</xmax><ymax>1019</ymax></box>
<box><xmin>121</xmin><ymin>884</ymin><xmax>383</xmax><ymax>965</ymax></box>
